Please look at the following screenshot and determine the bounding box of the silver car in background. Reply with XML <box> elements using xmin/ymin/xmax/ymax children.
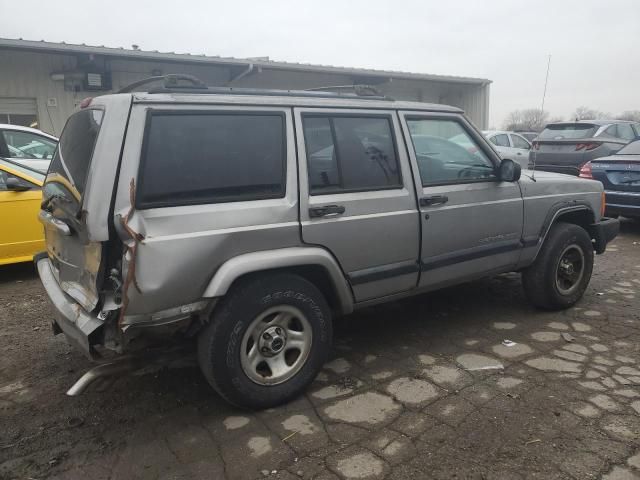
<box><xmin>483</xmin><ymin>130</ymin><xmax>532</xmax><ymax>168</ymax></box>
<box><xmin>529</xmin><ymin>120</ymin><xmax>640</xmax><ymax>176</ymax></box>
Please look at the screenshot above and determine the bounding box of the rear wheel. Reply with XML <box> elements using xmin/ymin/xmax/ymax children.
<box><xmin>522</xmin><ymin>222</ymin><xmax>594</xmax><ymax>310</ymax></box>
<box><xmin>197</xmin><ymin>273</ymin><xmax>332</xmax><ymax>409</ymax></box>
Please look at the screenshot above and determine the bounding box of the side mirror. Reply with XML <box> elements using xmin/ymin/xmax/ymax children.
<box><xmin>498</xmin><ymin>159</ymin><xmax>521</xmax><ymax>182</ymax></box>
<box><xmin>6</xmin><ymin>177</ymin><xmax>31</xmax><ymax>192</ymax></box>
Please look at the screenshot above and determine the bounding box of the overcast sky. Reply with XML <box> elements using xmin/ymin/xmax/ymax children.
<box><xmin>1</xmin><ymin>0</ymin><xmax>638</xmax><ymax>127</ymax></box>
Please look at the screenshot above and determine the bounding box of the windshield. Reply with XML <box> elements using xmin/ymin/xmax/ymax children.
<box><xmin>616</xmin><ymin>139</ymin><xmax>640</xmax><ymax>155</ymax></box>
<box><xmin>538</xmin><ymin>124</ymin><xmax>597</xmax><ymax>140</ymax></box>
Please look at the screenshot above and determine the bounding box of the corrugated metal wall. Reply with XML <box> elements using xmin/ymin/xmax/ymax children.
<box><xmin>0</xmin><ymin>49</ymin><xmax>489</xmax><ymax>136</ymax></box>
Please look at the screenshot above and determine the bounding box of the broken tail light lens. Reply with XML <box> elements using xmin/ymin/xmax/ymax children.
<box><xmin>578</xmin><ymin>161</ymin><xmax>593</xmax><ymax>179</ymax></box>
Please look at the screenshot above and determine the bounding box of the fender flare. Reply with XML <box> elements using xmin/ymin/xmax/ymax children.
<box><xmin>528</xmin><ymin>201</ymin><xmax>596</xmax><ymax>259</ymax></box>
<box><xmin>202</xmin><ymin>247</ymin><xmax>354</xmax><ymax>314</ymax></box>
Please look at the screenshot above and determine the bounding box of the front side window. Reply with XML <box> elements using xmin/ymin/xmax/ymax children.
<box><xmin>406</xmin><ymin>119</ymin><xmax>495</xmax><ymax>186</ymax></box>
<box><xmin>137</xmin><ymin>112</ymin><xmax>285</xmax><ymax>208</ymax></box>
<box><xmin>2</xmin><ymin>130</ymin><xmax>57</xmax><ymax>159</ymax></box>
<box><xmin>303</xmin><ymin>115</ymin><xmax>401</xmax><ymax>194</ymax></box>
<box><xmin>511</xmin><ymin>134</ymin><xmax>531</xmax><ymax>149</ymax></box>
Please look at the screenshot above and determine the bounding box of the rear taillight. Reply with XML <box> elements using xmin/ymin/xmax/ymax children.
<box><xmin>601</xmin><ymin>191</ymin><xmax>606</xmax><ymax>218</ymax></box>
<box><xmin>575</xmin><ymin>142</ymin><xmax>601</xmax><ymax>151</ymax></box>
<box><xmin>578</xmin><ymin>161</ymin><xmax>593</xmax><ymax>179</ymax></box>
<box><xmin>531</xmin><ymin>141</ymin><xmax>539</xmax><ymax>150</ymax></box>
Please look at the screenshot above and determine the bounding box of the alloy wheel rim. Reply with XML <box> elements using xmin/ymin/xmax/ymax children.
<box><xmin>240</xmin><ymin>305</ymin><xmax>312</xmax><ymax>386</ymax></box>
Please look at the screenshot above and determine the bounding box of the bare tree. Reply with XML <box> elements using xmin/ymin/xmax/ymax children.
<box><xmin>503</xmin><ymin>109</ymin><xmax>549</xmax><ymax>132</ymax></box>
<box><xmin>572</xmin><ymin>106</ymin><xmax>610</xmax><ymax>121</ymax></box>
<box><xmin>616</xmin><ymin>110</ymin><xmax>640</xmax><ymax>122</ymax></box>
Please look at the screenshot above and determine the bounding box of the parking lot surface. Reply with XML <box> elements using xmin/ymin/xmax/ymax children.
<box><xmin>1</xmin><ymin>221</ymin><xmax>639</xmax><ymax>480</ymax></box>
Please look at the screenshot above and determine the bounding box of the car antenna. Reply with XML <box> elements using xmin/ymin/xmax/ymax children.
<box><xmin>531</xmin><ymin>54</ymin><xmax>552</xmax><ymax>182</ymax></box>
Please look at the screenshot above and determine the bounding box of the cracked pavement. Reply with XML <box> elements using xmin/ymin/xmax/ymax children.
<box><xmin>1</xmin><ymin>221</ymin><xmax>639</xmax><ymax>480</ymax></box>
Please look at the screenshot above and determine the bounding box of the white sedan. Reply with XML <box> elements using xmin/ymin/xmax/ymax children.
<box><xmin>483</xmin><ymin>130</ymin><xmax>532</xmax><ymax>169</ymax></box>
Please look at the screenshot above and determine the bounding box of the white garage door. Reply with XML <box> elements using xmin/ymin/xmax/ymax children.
<box><xmin>0</xmin><ymin>97</ymin><xmax>38</xmax><ymax>128</ymax></box>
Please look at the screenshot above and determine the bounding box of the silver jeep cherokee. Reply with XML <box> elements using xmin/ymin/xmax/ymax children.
<box><xmin>36</xmin><ymin>76</ymin><xmax>619</xmax><ymax>409</ymax></box>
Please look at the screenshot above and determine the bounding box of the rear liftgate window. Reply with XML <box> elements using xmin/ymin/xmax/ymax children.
<box><xmin>47</xmin><ymin>109</ymin><xmax>104</xmax><ymax>200</ymax></box>
<box><xmin>137</xmin><ymin>113</ymin><xmax>286</xmax><ymax>208</ymax></box>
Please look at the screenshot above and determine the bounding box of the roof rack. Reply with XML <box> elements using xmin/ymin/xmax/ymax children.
<box><xmin>119</xmin><ymin>74</ymin><xmax>394</xmax><ymax>101</ymax></box>
<box><xmin>118</xmin><ymin>74</ymin><xmax>207</xmax><ymax>93</ymax></box>
<box><xmin>305</xmin><ymin>84</ymin><xmax>382</xmax><ymax>97</ymax></box>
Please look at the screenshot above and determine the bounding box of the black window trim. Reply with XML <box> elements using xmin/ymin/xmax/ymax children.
<box><xmin>403</xmin><ymin>114</ymin><xmax>501</xmax><ymax>188</ymax></box>
<box><xmin>136</xmin><ymin>109</ymin><xmax>288</xmax><ymax>210</ymax></box>
<box><xmin>301</xmin><ymin>112</ymin><xmax>404</xmax><ymax>196</ymax></box>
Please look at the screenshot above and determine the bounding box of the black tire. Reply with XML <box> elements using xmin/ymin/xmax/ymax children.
<box><xmin>522</xmin><ymin>222</ymin><xmax>594</xmax><ymax>310</ymax></box>
<box><xmin>197</xmin><ymin>273</ymin><xmax>332</xmax><ymax>409</ymax></box>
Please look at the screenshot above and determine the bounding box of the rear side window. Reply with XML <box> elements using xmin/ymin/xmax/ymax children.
<box><xmin>302</xmin><ymin>115</ymin><xmax>401</xmax><ymax>194</ymax></box>
<box><xmin>511</xmin><ymin>134</ymin><xmax>530</xmax><ymax>149</ymax></box>
<box><xmin>490</xmin><ymin>134</ymin><xmax>510</xmax><ymax>147</ymax></box>
<box><xmin>48</xmin><ymin>109</ymin><xmax>103</xmax><ymax>196</ymax></box>
<box><xmin>539</xmin><ymin>124</ymin><xmax>597</xmax><ymax>140</ymax></box>
<box><xmin>137</xmin><ymin>112</ymin><xmax>285</xmax><ymax>208</ymax></box>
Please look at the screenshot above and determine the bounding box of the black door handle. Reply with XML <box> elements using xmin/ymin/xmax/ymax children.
<box><xmin>309</xmin><ymin>204</ymin><xmax>346</xmax><ymax>218</ymax></box>
<box><xmin>420</xmin><ymin>195</ymin><xmax>448</xmax><ymax>207</ymax></box>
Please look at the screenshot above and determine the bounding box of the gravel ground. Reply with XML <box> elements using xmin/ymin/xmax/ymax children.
<box><xmin>1</xmin><ymin>220</ymin><xmax>639</xmax><ymax>480</ymax></box>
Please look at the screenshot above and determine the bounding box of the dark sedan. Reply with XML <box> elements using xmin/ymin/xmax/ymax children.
<box><xmin>529</xmin><ymin>120</ymin><xmax>640</xmax><ymax>176</ymax></box>
<box><xmin>579</xmin><ymin>139</ymin><xmax>640</xmax><ymax>218</ymax></box>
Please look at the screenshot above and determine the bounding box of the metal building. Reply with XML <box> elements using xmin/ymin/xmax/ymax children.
<box><xmin>0</xmin><ymin>38</ymin><xmax>491</xmax><ymax>136</ymax></box>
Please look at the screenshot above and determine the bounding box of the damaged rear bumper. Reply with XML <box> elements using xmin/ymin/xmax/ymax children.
<box><xmin>35</xmin><ymin>254</ymin><xmax>103</xmax><ymax>359</ymax></box>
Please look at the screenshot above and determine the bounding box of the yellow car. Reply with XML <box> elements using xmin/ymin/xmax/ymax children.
<box><xmin>0</xmin><ymin>158</ymin><xmax>46</xmax><ymax>265</ymax></box>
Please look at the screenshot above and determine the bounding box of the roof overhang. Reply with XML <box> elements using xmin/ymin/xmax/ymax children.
<box><xmin>0</xmin><ymin>37</ymin><xmax>491</xmax><ymax>86</ymax></box>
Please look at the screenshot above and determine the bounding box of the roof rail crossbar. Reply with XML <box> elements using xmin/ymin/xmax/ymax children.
<box><xmin>118</xmin><ymin>74</ymin><xmax>207</xmax><ymax>93</ymax></box>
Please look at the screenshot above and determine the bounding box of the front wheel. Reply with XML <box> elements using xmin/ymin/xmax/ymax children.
<box><xmin>197</xmin><ymin>273</ymin><xmax>332</xmax><ymax>409</ymax></box>
<box><xmin>522</xmin><ymin>222</ymin><xmax>594</xmax><ymax>310</ymax></box>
